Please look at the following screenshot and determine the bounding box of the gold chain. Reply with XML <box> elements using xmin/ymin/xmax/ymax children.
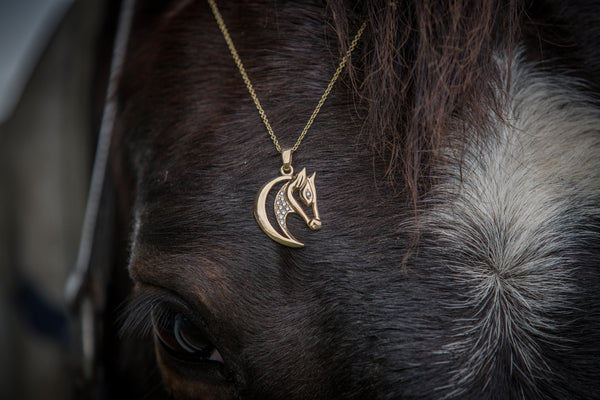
<box><xmin>208</xmin><ymin>0</ymin><xmax>366</xmax><ymax>154</ymax></box>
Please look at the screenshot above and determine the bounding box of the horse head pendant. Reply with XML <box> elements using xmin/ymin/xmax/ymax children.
<box><xmin>254</xmin><ymin>165</ymin><xmax>322</xmax><ymax>248</ymax></box>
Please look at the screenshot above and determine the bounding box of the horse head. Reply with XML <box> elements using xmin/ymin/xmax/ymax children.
<box><xmin>87</xmin><ymin>0</ymin><xmax>600</xmax><ymax>398</ymax></box>
<box><xmin>287</xmin><ymin>168</ymin><xmax>321</xmax><ymax>231</ymax></box>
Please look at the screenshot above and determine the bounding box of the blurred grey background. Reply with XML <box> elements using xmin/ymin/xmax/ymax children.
<box><xmin>0</xmin><ymin>0</ymin><xmax>110</xmax><ymax>398</ymax></box>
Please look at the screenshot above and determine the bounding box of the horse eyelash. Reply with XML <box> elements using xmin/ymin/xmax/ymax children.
<box><xmin>119</xmin><ymin>291</ymin><xmax>165</xmax><ymax>339</ymax></box>
<box><xmin>119</xmin><ymin>289</ymin><xmax>198</xmax><ymax>340</ymax></box>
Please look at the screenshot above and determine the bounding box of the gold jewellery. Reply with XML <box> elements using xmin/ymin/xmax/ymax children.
<box><xmin>208</xmin><ymin>0</ymin><xmax>366</xmax><ymax>247</ymax></box>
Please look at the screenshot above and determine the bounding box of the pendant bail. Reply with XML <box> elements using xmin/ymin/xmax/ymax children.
<box><xmin>281</xmin><ymin>148</ymin><xmax>293</xmax><ymax>175</ymax></box>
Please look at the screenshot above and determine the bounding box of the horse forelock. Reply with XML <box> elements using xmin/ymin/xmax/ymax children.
<box><xmin>327</xmin><ymin>0</ymin><xmax>522</xmax><ymax>200</ymax></box>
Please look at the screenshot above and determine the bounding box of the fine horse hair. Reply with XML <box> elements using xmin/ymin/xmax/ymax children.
<box><xmin>92</xmin><ymin>0</ymin><xmax>600</xmax><ymax>399</ymax></box>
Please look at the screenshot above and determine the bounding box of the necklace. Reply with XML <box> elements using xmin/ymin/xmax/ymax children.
<box><xmin>208</xmin><ymin>0</ymin><xmax>366</xmax><ymax>248</ymax></box>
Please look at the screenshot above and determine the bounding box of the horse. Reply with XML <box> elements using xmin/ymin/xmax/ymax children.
<box><xmin>66</xmin><ymin>0</ymin><xmax>600</xmax><ymax>399</ymax></box>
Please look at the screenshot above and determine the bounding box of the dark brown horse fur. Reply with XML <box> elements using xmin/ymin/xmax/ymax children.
<box><xmin>110</xmin><ymin>0</ymin><xmax>600</xmax><ymax>399</ymax></box>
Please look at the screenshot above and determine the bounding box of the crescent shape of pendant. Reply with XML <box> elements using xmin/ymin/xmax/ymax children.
<box><xmin>254</xmin><ymin>175</ymin><xmax>304</xmax><ymax>248</ymax></box>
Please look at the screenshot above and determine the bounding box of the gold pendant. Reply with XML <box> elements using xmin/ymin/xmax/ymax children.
<box><xmin>253</xmin><ymin>149</ymin><xmax>321</xmax><ymax>248</ymax></box>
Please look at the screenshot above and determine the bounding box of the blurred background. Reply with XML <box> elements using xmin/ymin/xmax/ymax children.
<box><xmin>0</xmin><ymin>0</ymin><xmax>115</xmax><ymax>398</ymax></box>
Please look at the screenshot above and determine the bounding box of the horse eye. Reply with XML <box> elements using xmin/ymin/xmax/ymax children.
<box><xmin>152</xmin><ymin>308</ymin><xmax>223</xmax><ymax>364</ymax></box>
